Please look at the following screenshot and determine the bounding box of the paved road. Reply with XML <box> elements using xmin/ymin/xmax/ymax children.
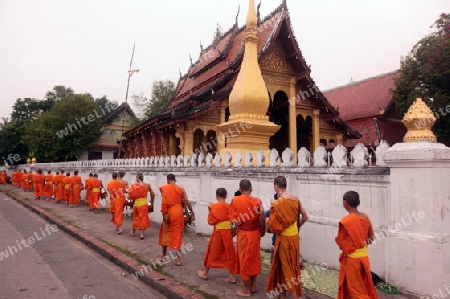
<box><xmin>0</xmin><ymin>194</ymin><xmax>166</xmax><ymax>299</ymax></box>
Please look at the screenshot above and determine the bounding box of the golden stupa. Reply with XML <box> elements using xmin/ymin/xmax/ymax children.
<box><xmin>217</xmin><ymin>0</ymin><xmax>280</xmax><ymax>161</ymax></box>
<box><xmin>402</xmin><ymin>98</ymin><xmax>437</xmax><ymax>143</ymax></box>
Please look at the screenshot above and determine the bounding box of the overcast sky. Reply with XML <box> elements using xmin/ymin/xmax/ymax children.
<box><xmin>0</xmin><ymin>0</ymin><xmax>447</xmax><ymax>120</ymax></box>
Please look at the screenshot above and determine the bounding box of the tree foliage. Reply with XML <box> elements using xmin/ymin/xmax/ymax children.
<box><xmin>393</xmin><ymin>13</ymin><xmax>450</xmax><ymax>144</ymax></box>
<box><xmin>22</xmin><ymin>94</ymin><xmax>104</xmax><ymax>162</ymax></box>
<box><xmin>133</xmin><ymin>80</ymin><xmax>175</xmax><ymax>121</ymax></box>
<box><xmin>0</xmin><ymin>97</ymin><xmax>56</xmax><ymax>165</ymax></box>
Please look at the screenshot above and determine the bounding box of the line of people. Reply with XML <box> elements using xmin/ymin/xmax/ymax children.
<box><xmin>9</xmin><ymin>169</ymin><xmax>378</xmax><ymax>298</ymax></box>
<box><xmin>10</xmin><ymin>169</ymin><xmax>105</xmax><ymax>213</ymax></box>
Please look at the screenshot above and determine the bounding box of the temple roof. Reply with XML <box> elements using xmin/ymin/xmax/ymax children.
<box><xmin>125</xmin><ymin>2</ymin><xmax>360</xmax><ymax>139</ymax></box>
<box><xmin>102</xmin><ymin>102</ymin><xmax>136</xmax><ymax>124</ymax></box>
<box><xmin>324</xmin><ymin>70</ymin><xmax>400</xmax><ymax>121</ymax></box>
<box><xmin>324</xmin><ymin>70</ymin><xmax>405</xmax><ymax>147</ymax></box>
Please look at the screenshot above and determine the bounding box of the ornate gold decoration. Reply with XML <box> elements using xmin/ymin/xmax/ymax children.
<box><xmin>217</xmin><ymin>0</ymin><xmax>279</xmax><ymax>163</ymax></box>
<box><xmin>263</xmin><ymin>75</ymin><xmax>290</xmax><ymax>87</ymax></box>
<box><xmin>260</xmin><ymin>42</ymin><xmax>294</xmax><ymax>74</ymax></box>
<box><xmin>26</xmin><ymin>158</ymin><xmax>31</xmax><ymax>164</ymax></box>
<box><xmin>402</xmin><ymin>98</ymin><xmax>437</xmax><ymax>143</ymax></box>
<box><xmin>31</xmin><ymin>157</ymin><xmax>36</xmax><ymax>164</ymax></box>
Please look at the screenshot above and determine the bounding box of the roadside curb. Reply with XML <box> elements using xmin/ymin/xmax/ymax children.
<box><xmin>2</xmin><ymin>187</ymin><xmax>203</xmax><ymax>299</ymax></box>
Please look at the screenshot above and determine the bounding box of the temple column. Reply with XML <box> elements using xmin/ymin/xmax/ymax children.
<box><xmin>312</xmin><ymin>109</ymin><xmax>320</xmax><ymax>152</ymax></box>
<box><xmin>168</xmin><ymin>134</ymin><xmax>175</xmax><ymax>156</ymax></box>
<box><xmin>142</xmin><ymin>134</ymin><xmax>149</xmax><ymax>157</ymax></box>
<box><xmin>289</xmin><ymin>78</ymin><xmax>297</xmax><ymax>155</ymax></box>
<box><xmin>217</xmin><ymin>103</ymin><xmax>226</xmax><ymax>152</ymax></box>
<box><xmin>184</xmin><ymin>129</ymin><xmax>194</xmax><ymax>156</ymax></box>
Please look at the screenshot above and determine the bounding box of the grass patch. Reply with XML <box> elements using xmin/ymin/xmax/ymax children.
<box><xmin>42</xmin><ymin>207</ymin><xmax>53</xmax><ymax>212</ymax></box>
<box><xmin>99</xmin><ymin>238</ymin><xmax>164</xmax><ymax>272</ymax></box>
<box><xmin>196</xmin><ymin>232</ymin><xmax>211</xmax><ymax>237</ymax></box>
<box><xmin>182</xmin><ymin>282</ymin><xmax>220</xmax><ymax>299</ymax></box>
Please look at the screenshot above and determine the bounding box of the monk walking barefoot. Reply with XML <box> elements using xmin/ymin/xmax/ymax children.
<box><xmin>335</xmin><ymin>191</ymin><xmax>378</xmax><ymax>299</ymax></box>
<box><xmin>198</xmin><ymin>188</ymin><xmax>237</xmax><ymax>284</ymax></box>
<box><xmin>158</xmin><ymin>174</ymin><xmax>195</xmax><ymax>266</ymax></box>
<box><xmin>229</xmin><ymin>179</ymin><xmax>265</xmax><ymax>297</ymax></box>
<box><xmin>127</xmin><ymin>173</ymin><xmax>154</xmax><ymax>239</ymax></box>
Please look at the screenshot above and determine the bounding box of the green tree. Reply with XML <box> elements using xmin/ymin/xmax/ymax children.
<box><xmin>0</xmin><ymin>97</ymin><xmax>55</xmax><ymax>165</ymax></box>
<box><xmin>45</xmin><ymin>85</ymin><xmax>74</xmax><ymax>102</ymax></box>
<box><xmin>22</xmin><ymin>94</ymin><xmax>104</xmax><ymax>162</ymax></box>
<box><xmin>393</xmin><ymin>13</ymin><xmax>450</xmax><ymax>145</ymax></box>
<box><xmin>134</xmin><ymin>80</ymin><xmax>175</xmax><ymax>121</ymax></box>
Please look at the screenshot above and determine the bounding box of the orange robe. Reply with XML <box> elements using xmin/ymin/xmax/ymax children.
<box><xmin>335</xmin><ymin>213</ymin><xmax>378</xmax><ymax>299</ymax></box>
<box><xmin>70</xmin><ymin>175</ymin><xmax>82</xmax><ymax>204</ymax></box>
<box><xmin>85</xmin><ymin>177</ymin><xmax>92</xmax><ymax>206</ymax></box>
<box><xmin>90</xmin><ymin>179</ymin><xmax>102</xmax><ymax>209</ymax></box>
<box><xmin>24</xmin><ymin>173</ymin><xmax>33</xmax><ymax>190</ymax></box>
<box><xmin>107</xmin><ymin>179</ymin><xmax>127</xmax><ymax>227</ymax></box>
<box><xmin>33</xmin><ymin>173</ymin><xmax>45</xmax><ymax>198</ymax></box>
<box><xmin>159</xmin><ymin>184</ymin><xmax>184</xmax><ymax>250</ymax></box>
<box><xmin>203</xmin><ymin>201</ymin><xmax>238</xmax><ymax>273</ymax></box>
<box><xmin>266</xmin><ymin>196</ymin><xmax>302</xmax><ymax>295</ymax></box>
<box><xmin>229</xmin><ymin>194</ymin><xmax>262</xmax><ymax>281</ymax></box>
<box><xmin>0</xmin><ymin>172</ymin><xmax>6</xmax><ymax>184</ymax></box>
<box><xmin>11</xmin><ymin>172</ymin><xmax>17</xmax><ymax>186</ymax></box>
<box><xmin>54</xmin><ymin>174</ymin><xmax>65</xmax><ymax>202</ymax></box>
<box><xmin>44</xmin><ymin>174</ymin><xmax>54</xmax><ymax>197</ymax></box>
<box><xmin>62</xmin><ymin>176</ymin><xmax>72</xmax><ymax>202</ymax></box>
<box><xmin>127</xmin><ymin>183</ymin><xmax>150</xmax><ymax>230</ymax></box>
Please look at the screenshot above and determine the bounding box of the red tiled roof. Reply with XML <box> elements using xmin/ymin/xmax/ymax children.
<box><xmin>344</xmin><ymin>113</ymin><xmax>406</xmax><ymax>148</ymax></box>
<box><xmin>324</xmin><ymin>71</ymin><xmax>400</xmax><ymax>121</ymax></box>
<box><xmin>124</xmin><ymin>4</ymin><xmax>361</xmax><ymax>139</ymax></box>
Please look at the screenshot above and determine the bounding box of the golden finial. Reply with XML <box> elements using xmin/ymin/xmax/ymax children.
<box><xmin>26</xmin><ymin>158</ymin><xmax>31</xmax><ymax>164</ymax></box>
<box><xmin>402</xmin><ymin>98</ymin><xmax>437</xmax><ymax>142</ymax></box>
<box><xmin>31</xmin><ymin>157</ymin><xmax>37</xmax><ymax>164</ymax></box>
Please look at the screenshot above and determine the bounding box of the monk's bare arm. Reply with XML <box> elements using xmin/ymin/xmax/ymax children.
<box><xmin>298</xmin><ymin>199</ymin><xmax>309</xmax><ymax>229</ymax></box>
<box><xmin>182</xmin><ymin>189</ymin><xmax>196</xmax><ymax>221</ymax></box>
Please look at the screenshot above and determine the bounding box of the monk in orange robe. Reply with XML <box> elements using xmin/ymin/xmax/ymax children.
<box><xmin>158</xmin><ymin>174</ymin><xmax>195</xmax><ymax>266</ymax></box>
<box><xmin>335</xmin><ymin>191</ymin><xmax>378</xmax><ymax>299</ymax></box>
<box><xmin>54</xmin><ymin>171</ymin><xmax>65</xmax><ymax>203</ymax></box>
<box><xmin>90</xmin><ymin>174</ymin><xmax>103</xmax><ymax>213</ymax></box>
<box><xmin>0</xmin><ymin>171</ymin><xmax>6</xmax><ymax>184</ymax></box>
<box><xmin>229</xmin><ymin>179</ymin><xmax>265</xmax><ymax>297</ymax></box>
<box><xmin>69</xmin><ymin>170</ymin><xmax>83</xmax><ymax>207</ymax></box>
<box><xmin>44</xmin><ymin>171</ymin><xmax>54</xmax><ymax>200</ymax></box>
<box><xmin>266</xmin><ymin>176</ymin><xmax>309</xmax><ymax>299</ymax></box>
<box><xmin>85</xmin><ymin>173</ymin><xmax>94</xmax><ymax>206</ymax></box>
<box><xmin>127</xmin><ymin>173</ymin><xmax>154</xmax><ymax>239</ymax></box>
<box><xmin>11</xmin><ymin>171</ymin><xmax>17</xmax><ymax>187</ymax></box>
<box><xmin>23</xmin><ymin>170</ymin><xmax>32</xmax><ymax>191</ymax></box>
<box><xmin>62</xmin><ymin>173</ymin><xmax>72</xmax><ymax>204</ymax></box>
<box><xmin>33</xmin><ymin>170</ymin><xmax>45</xmax><ymax>200</ymax></box>
<box><xmin>107</xmin><ymin>172</ymin><xmax>128</xmax><ymax>234</ymax></box>
<box><xmin>197</xmin><ymin>188</ymin><xmax>237</xmax><ymax>283</ymax></box>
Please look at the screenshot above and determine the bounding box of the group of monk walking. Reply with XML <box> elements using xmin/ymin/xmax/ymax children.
<box><xmin>7</xmin><ymin>169</ymin><xmax>377</xmax><ymax>298</ymax></box>
<box><xmin>11</xmin><ymin>169</ymin><xmax>105</xmax><ymax>212</ymax></box>
<box><xmin>196</xmin><ymin>176</ymin><xmax>378</xmax><ymax>299</ymax></box>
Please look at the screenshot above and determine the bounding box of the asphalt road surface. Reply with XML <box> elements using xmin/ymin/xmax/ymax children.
<box><xmin>0</xmin><ymin>193</ymin><xmax>166</xmax><ymax>299</ymax></box>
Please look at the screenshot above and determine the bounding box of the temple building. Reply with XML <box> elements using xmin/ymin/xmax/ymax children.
<box><xmin>79</xmin><ymin>102</ymin><xmax>136</xmax><ymax>160</ymax></box>
<box><xmin>123</xmin><ymin>2</ymin><xmax>360</xmax><ymax>159</ymax></box>
<box><xmin>324</xmin><ymin>70</ymin><xmax>406</xmax><ymax>148</ymax></box>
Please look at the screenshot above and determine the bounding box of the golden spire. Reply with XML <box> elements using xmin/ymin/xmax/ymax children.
<box><xmin>217</xmin><ymin>0</ymin><xmax>279</xmax><ymax>163</ymax></box>
<box><xmin>402</xmin><ymin>98</ymin><xmax>437</xmax><ymax>142</ymax></box>
<box><xmin>228</xmin><ymin>0</ymin><xmax>271</xmax><ymax>121</ymax></box>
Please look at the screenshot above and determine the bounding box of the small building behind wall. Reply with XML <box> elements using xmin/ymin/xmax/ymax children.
<box><xmin>78</xmin><ymin>102</ymin><xmax>136</xmax><ymax>160</ymax></box>
<box><xmin>123</xmin><ymin>2</ymin><xmax>360</xmax><ymax>158</ymax></box>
